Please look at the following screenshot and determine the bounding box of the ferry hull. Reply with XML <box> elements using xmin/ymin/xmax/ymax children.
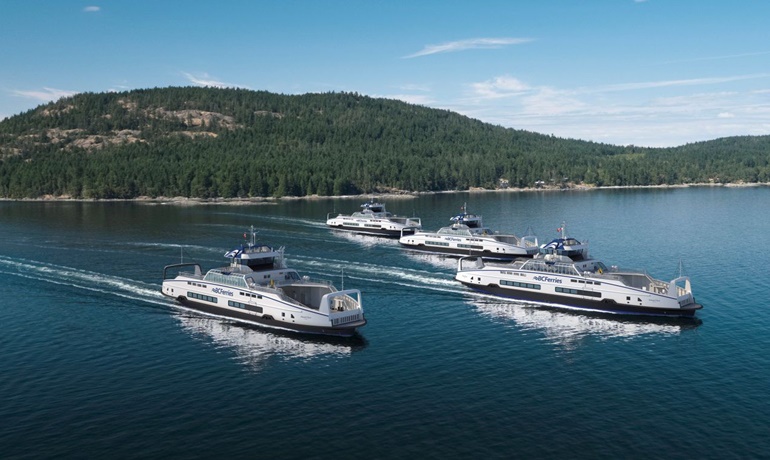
<box><xmin>400</xmin><ymin>243</ymin><xmax>534</xmax><ymax>260</ymax></box>
<box><xmin>166</xmin><ymin>294</ymin><xmax>366</xmax><ymax>337</ymax></box>
<box><xmin>458</xmin><ymin>281</ymin><xmax>702</xmax><ymax>318</ymax></box>
<box><xmin>330</xmin><ymin>225</ymin><xmax>416</xmax><ymax>238</ymax></box>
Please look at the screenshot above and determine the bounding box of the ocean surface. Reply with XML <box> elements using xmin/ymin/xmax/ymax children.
<box><xmin>1</xmin><ymin>187</ymin><xmax>769</xmax><ymax>459</ymax></box>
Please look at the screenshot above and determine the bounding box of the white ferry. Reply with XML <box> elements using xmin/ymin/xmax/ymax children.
<box><xmin>399</xmin><ymin>204</ymin><xmax>539</xmax><ymax>260</ymax></box>
<box><xmin>162</xmin><ymin>227</ymin><xmax>366</xmax><ymax>337</ymax></box>
<box><xmin>326</xmin><ymin>199</ymin><xmax>422</xmax><ymax>237</ymax></box>
<box><xmin>455</xmin><ymin>246</ymin><xmax>702</xmax><ymax>318</ymax></box>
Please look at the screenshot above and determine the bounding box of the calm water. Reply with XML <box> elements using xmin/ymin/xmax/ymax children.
<box><xmin>1</xmin><ymin>187</ymin><xmax>769</xmax><ymax>459</ymax></box>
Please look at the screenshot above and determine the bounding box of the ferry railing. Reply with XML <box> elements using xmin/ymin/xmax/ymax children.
<box><xmin>251</xmin><ymin>284</ymin><xmax>309</xmax><ymax>308</ymax></box>
<box><xmin>671</xmin><ymin>276</ymin><xmax>694</xmax><ymax>297</ymax></box>
<box><xmin>400</xmin><ymin>226</ymin><xmax>423</xmax><ymax>237</ymax></box>
<box><xmin>524</xmin><ymin>260</ymin><xmax>581</xmax><ymax>277</ymax></box>
<box><xmin>405</xmin><ymin>217</ymin><xmax>422</xmax><ymax>227</ymax></box>
<box><xmin>298</xmin><ymin>276</ymin><xmax>333</xmax><ymax>286</ymax></box>
<box><xmin>458</xmin><ymin>256</ymin><xmax>485</xmax><ymax>271</ymax></box>
<box><xmin>163</xmin><ymin>263</ymin><xmax>202</xmax><ymax>280</ymax></box>
<box><xmin>326</xmin><ymin>290</ymin><xmax>363</xmax><ymax>319</ymax></box>
<box><xmin>330</xmin><ymin>292</ymin><xmax>361</xmax><ymax>312</ymax></box>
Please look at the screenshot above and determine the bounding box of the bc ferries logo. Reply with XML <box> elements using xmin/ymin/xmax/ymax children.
<box><xmin>212</xmin><ymin>287</ymin><xmax>234</xmax><ymax>296</ymax></box>
<box><xmin>533</xmin><ymin>275</ymin><xmax>562</xmax><ymax>284</ymax></box>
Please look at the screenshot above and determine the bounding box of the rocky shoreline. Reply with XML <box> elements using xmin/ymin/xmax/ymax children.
<box><xmin>2</xmin><ymin>182</ymin><xmax>767</xmax><ymax>205</ymax></box>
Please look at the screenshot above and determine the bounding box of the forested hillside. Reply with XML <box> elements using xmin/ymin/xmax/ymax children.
<box><xmin>0</xmin><ymin>86</ymin><xmax>768</xmax><ymax>199</ymax></box>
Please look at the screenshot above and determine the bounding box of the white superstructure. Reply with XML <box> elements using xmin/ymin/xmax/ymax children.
<box><xmin>399</xmin><ymin>204</ymin><xmax>539</xmax><ymax>260</ymax></box>
<box><xmin>455</xmin><ymin>246</ymin><xmax>702</xmax><ymax>318</ymax></box>
<box><xmin>326</xmin><ymin>199</ymin><xmax>422</xmax><ymax>237</ymax></box>
<box><xmin>162</xmin><ymin>227</ymin><xmax>366</xmax><ymax>337</ymax></box>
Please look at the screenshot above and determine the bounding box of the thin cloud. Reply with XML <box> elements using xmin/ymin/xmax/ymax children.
<box><xmin>456</xmin><ymin>72</ymin><xmax>770</xmax><ymax>146</ymax></box>
<box><xmin>182</xmin><ymin>72</ymin><xmax>248</xmax><ymax>89</ymax></box>
<box><xmin>404</xmin><ymin>37</ymin><xmax>533</xmax><ymax>58</ymax></box>
<box><xmin>581</xmin><ymin>74</ymin><xmax>770</xmax><ymax>94</ymax></box>
<box><xmin>658</xmin><ymin>51</ymin><xmax>770</xmax><ymax>65</ymax></box>
<box><xmin>467</xmin><ymin>73</ymin><xmax>770</xmax><ymax>108</ymax></box>
<box><xmin>395</xmin><ymin>83</ymin><xmax>431</xmax><ymax>92</ymax></box>
<box><xmin>12</xmin><ymin>87</ymin><xmax>78</xmax><ymax>102</ymax></box>
<box><xmin>470</xmin><ymin>75</ymin><xmax>531</xmax><ymax>99</ymax></box>
<box><xmin>83</xmin><ymin>6</ymin><xmax>100</xmax><ymax>12</ymax></box>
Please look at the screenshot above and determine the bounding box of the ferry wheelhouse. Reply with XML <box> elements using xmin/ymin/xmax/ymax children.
<box><xmin>162</xmin><ymin>227</ymin><xmax>366</xmax><ymax>337</ymax></box>
<box><xmin>326</xmin><ymin>199</ymin><xmax>422</xmax><ymax>237</ymax></box>
<box><xmin>539</xmin><ymin>222</ymin><xmax>589</xmax><ymax>260</ymax></box>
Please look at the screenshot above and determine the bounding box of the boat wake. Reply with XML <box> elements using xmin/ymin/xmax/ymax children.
<box><xmin>292</xmin><ymin>254</ymin><xmax>462</xmax><ymax>294</ymax></box>
<box><xmin>401</xmin><ymin>251</ymin><xmax>459</xmax><ymax>270</ymax></box>
<box><xmin>201</xmin><ymin>212</ymin><xmax>329</xmax><ymax>229</ymax></box>
<box><xmin>328</xmin><ymin>230</ymin><xmax>402</xmax><ymax>248</ymax></box>
<box><xmin>0</xmin><ymin>255</ymin><xmax>165</xmax><ymax>307</ymax></box>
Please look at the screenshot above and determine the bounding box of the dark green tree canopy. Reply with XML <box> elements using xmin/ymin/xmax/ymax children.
<box><xmin>0</xmin><ymin>86</ymin><xmax>768</xmax><ymax>199</ymax></box>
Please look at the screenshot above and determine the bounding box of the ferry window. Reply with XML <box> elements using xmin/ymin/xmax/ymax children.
<box><xmin>501</xmin><ymin>280</ymin><xmax>540</xmax><ymax>290</ymax></box>
<box><xmin>556</xmin><ymin>287</ymin><xmax>601</xmax><ymax>298</ymax></box>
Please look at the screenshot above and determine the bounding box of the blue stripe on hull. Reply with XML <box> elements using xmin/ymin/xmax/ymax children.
<box><xmin>331</xmin><ymin>226</ymin><xmax>415</xmax><ymax>238</ymax></box>
<box><xmin>459</xmin><ymin>281</ymin><xmax>700</xmax><ymax>318</ymax></box>
<box><xmin>400</xmin><ymin>244</ymin><xmax>533</xmax><ymax>260</ymax></box>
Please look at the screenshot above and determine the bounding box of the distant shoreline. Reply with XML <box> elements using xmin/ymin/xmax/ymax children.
<box><xmin>2</xmin><ymin>182</ymin><xmax>767</xmax><ymax>205</ymax></box>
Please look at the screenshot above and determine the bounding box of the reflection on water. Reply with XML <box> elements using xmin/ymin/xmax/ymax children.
<box><xmin>175</xmin><ymin>313</ymin><xmax>366</xmax><ymax>371</ymax></box>
<box><xmin>468</xmin><ymin>297</ymin><xmax>701</xmax><ymax>349</ymax></box>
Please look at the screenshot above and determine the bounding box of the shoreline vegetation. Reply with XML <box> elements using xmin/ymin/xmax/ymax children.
<box><xmin>3</xmin><ymin>181</ymin><xmax>767</xmax><ymax>205</ymax></box>
<box><xmin>3</xmin><ymin>88</ymin><xmax>770</xmax><ymax>202</ymax></box>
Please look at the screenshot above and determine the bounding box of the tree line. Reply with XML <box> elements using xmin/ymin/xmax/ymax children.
<box><xmin>1</xmin><ymin>87</ymin><xmax>768</xmax><ymax>199</ymax></box>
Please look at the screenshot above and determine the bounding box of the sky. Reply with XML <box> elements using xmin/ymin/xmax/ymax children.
<box><xmin>1</xmin><ymin>1</ymin><xmax>769</xmax><ymax>147</ymax></box>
